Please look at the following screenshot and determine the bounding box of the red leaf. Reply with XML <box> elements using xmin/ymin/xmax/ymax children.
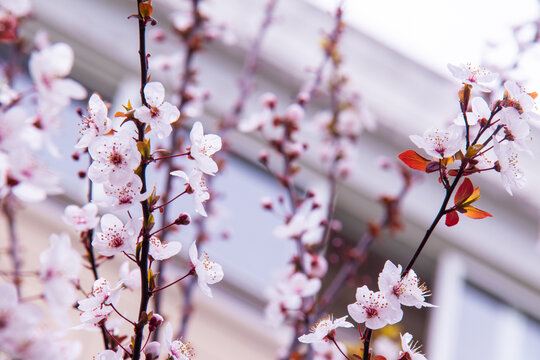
<box><xmin>398</xmin><ymin>150</ymin><xmax>430</xmax><ymax>172</ymax></box>
<box><xmin>454</xmin><ymin>178</ymin><xmax>474</xmax><ymax>206</ymax></box>
<box><xmin>445</xmin><ymin>210</ymin><xmax>459</xmax><ymax>227</ymax></box>
<box><xmin>462</xmin><ymin>205</ymin><xmax>493</xmax><ymax>219</ymax></box>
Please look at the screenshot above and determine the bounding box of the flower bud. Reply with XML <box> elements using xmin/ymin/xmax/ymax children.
<box><xmin>148</xmin><ymin>314</ymin><xmax>164</xmax><ymax>332</ymax></box>
<box><xmin>260</xmin><ymin>196</ymin><xmax>273</xmax><ymax>210</ymax></box>
<box><xmin>260</xmin><ymin>92</ymin><xmax>277</xmax><ymax>109</ymax></box>
<box><xmin>174</xmin><ymin>213</ymin><xmax>191</xmax><ymax>226</ymax></box>
<box><xmin>144</xmin><ymin>341</ymin><xmax>161</xmax><ymax>360</ymax></box>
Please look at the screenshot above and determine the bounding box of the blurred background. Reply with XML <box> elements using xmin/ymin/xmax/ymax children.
<box><xmin>3</xmin><ymin>0</ymin><xmax>540</xmax><ymax>358</ymax></box>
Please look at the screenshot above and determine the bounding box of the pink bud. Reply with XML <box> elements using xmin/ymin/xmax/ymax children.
<box><xmin>144</xmin><ymin>341</ymin><xmax>161</xmax><ymax>360</ymax></box>
<box><xmin>260</xmin><ymin>92</ymin><xmax>277</xmax><ymax>109</ymax></box>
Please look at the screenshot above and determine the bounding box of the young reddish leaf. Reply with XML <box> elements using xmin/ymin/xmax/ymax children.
<box><xmin>462</xmin><ymin>205</ymin><xmax>492</xmax><ymax>219</ymax></box>
<box><xmin>461</xmin><ymin>186</ymin><xmax>481</xmax><ymax>207</ymax></box>
<box><xmin>398</xmin><ymin>150</ymin><xmax>430</xmax><ymax>172</ymax></box>
<box><xmin>445</xmin><ymin>210</ymin><xmax>459</xmax><ymax>227</ymax></box>
<box><xmin>372</xmin><ymin>356</ymin><xmax>388</xmax><ymax>360</ymax></box>
<box><xmin>454</xmin><ymin>178</ymin><xmax>474</xmax><ymax>206</ymax></box>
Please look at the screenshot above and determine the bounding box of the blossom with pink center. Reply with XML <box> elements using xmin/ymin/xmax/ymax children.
<box><xmin>298</xmin><ymin>315</ymin><xmax>353</xmax><ymax>344</ymax></box>
<box><xmin>103</xmin><ymin>174</ymin><xmax>150</xmax><ymax>211</ymax></box>
<box><xmin>164</xmin><ymin>323</ymin><xmax>194</xmax><ymax>360</ymax></box>
<box><xmin>29</xmin><ymin>42</ymin><xmax>87</xmax><ymax>109</ymax></box>
<box><xmin>378</xmin><ymin>260</ymin><xmax>434</xmax><ymax>309</ymax></box>
<box><xmin>189</xmin><ymin>242</ymin><xmax>224</xmax><ymax>297</ymax></box>
<box><xmin>118</xmin><ymin>261</ymin><xmax>140</xmax><ymax>291</ymax></box>
<box><xmin>499</xmin><ymin>107</ymin><xmax>531</xmax><ymax>154</ymax></box>
<box><xmin>134</xmin><ymin>82</ymin><xmax>180</xmax><ymax>139</ymax></box>
<box><xmin>303</xmin><ymin>253</ymin><xmax>328</xmax><ymax>278</ymax></box>
<box><xmin>77</xmin><ymin>278</ymin><xmax>122</xmax><ymax>326</ymax></box>
<box><xmin>447</xmin><ymin>63</ymin><xmax>497</xmax><ymax>92</ymax></box>
<box><xmin>88</xmin><ymin>133</ymin><xmax>141</xmax><ymax>185</ymax></box>
<box><xmin>409</xmin><ymin>126</ymin><xmax>464</xmax><ymax>159</ymax></box>
<box><xmin>170</xmin><ymin>168</ymin><xmax>210</xmax><ymax>216</ymax></box>
<box><xmin>494</xmin><ymin>141</ymin><xmax>526</xmax><ymax>196</ymax></box>
<box><xmin>502</xmin><ymin>80</ymin><xmax>540</xmax><ymax>122</ymax></box>
<box><xmin>93</xmin><ymin>214</ymin><xmax>140</xmax><ymax>256</ymax></box>
<box><xmin>39</xmin><ymin>233</ymin><xmax>81</xmax><ymax>307</ymax></box>
<box><xmin>347</xmin><ymin>285</ymin><xmax>403</xmax><ymax>329</ymax></box>
<box><xmin>94</xmin><ymin>349</ymin><xmax>124</xmax><ymax>360</ymax></box>
<box><xmin>62</xmin><ymin>203</ymin><xmax>100</xmax><ymax>232</ymax></box>
<box><xmin>3</xmin><ymin>150</ymin><xmax>62</xmax><ymax>202</ymax></box>
<box><xmin>149</xmin><ymin>236</ymin><xmax>182</xmax><ymax>261</ymax></box>
<box><xmin>76</xmin><ymin>93</ymin><xmax>113</xmax><ymax>149</ymax></box>
<box><xmin>189</xmin><ymin>121</ymin><xmax>222</xmax><ymax>175</ymax></box>
<box><xmin>313</xmin><ymin>340</ymin><xmax>347</xmax><ymax>360</ymax></box>
<box><xmin>274</xmin><ymin>196</ymin><xmax>326</xmax><ymax>245</ymax></box>
<box><xmin>399</xmin><ymin>333</ymin><xmax>427</xmax><ymax>360</ymax></box>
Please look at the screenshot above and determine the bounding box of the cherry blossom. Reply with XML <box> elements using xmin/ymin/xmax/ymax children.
<box><xmin>313</xmin><ymin>340</ymin><xmax>346</xmax><ymax>360</ymax></box>
<box><xmin>164</xmin><ymin>323</ymin><xmax>194</xmax><ymax>360</ymax></box>
<box><xmin>39</xmin><ymin>233</ymin><xmax>81</xmax><ymax>308</ymax></box>
<box><xmin>447</xmin><ymin>63</ymin><xmax>497</xmax><ymax>92</ymax></box>
<box><xmin>134</xmin><ymin>82</ymin><xmax>180</xmax><ymax>139</ymax></box>
<box><xmin>77</xmin><ymin>278</ymin><xmax>122</xmax><ymax>326</ymax></box>
<box><xmin>94</xmin><ymin>349</ymin><xmax>124</xmax><ymax>360</ymax></box>
<box><xmin>62</xmin><ymin>203</ymin><xmax>100</xmax><ymax>232</ymax></box>
<box><xmin>409</xmin><ymin>126</ymin><xmax>464</xmax><ymax>159</ymax></box>
<box><xmin>103</xmin><ymin>174</ymin><xmax>150</xmax><ymax>211</ymax></box>
<box><xmin>399</xmin><ymin>333</ymin><xmax>427</xmax><ymax>360</ymax></box>
<box><xmin>499</xmin><ymin>107</ymin><xmax>531</xmax><ymax>153</ymax></box>
<box><xmin>303</xmin><ymin>253</ymin><xmax>328</xmax><ymax>278</ymax></box>
<box><xmin>502</xmin><ymin>80</ymin><xmax>540</xmax><ymax>122</ymax></box>
<box><xmin>238</xmin><ymin>108</ymin><xmax>272</xmax><ymax>133</ymax></box>
<box><xmin>88</xmin><ymin>132</ymin><xmax>140</xmax><ymax>185</ymax></box>
<box><xmin>189</xmin><ymin>242</ymin><xmax>224</xmax><ymax>297</ymax></box>
<box><xmin>170</xmin><ymin>168</ymin><xmax>210</xmax><ymax>216</ymax></box>
<box><xmin>93</xmin><ymin>214</ymin><xmax>140</xmax><ymax>256</ymax></box>
<box><xmin>29</xmin><ymin>42</ymin><xmax>87</xmax><ymax>109</ymax></box>
<box><xmin>149</xmin><ymin>236</ymin><xmax>182</xmax><ymax>261</ymax></box>
<box><xmin>274</xmin><ymin>196</ymin><xmax>326</xmax><ymax>245</ymax></box>
<box><xmin>453</xmin><ymin>97</ymin><xmax>494</xmax><ymax>127</ymax></box>
<box><xmin>378</xmin><ymin>260</ymin><xmax>434</xmax><ymax>309</ymax></box>
<box><xmin>118</xmin><ymin>261</ymin><xmax>140</xmax><ymax>291</ymax></box>
<box><xmin>494</xmin><ymin>141</ymin><xmax>526</xmax><ymax>195</ymax></box>
<box><xmin>298</xmin><ymin>315</ymin><xmax>353</xmax><ymax>344</ymax></box>
<box><xmin>144</xmin><ymin>341</ymin><xmax>161</xmax><ymax>360</ymax></box>
<box><xmin>3</xmin><ymin>150</ymin><xmax>61</xmax><ymax>202</ymax></box>
<box><xmin>347</xmin><ymin>285</ymin><xmax>403</xmax><ymax>329</ymax></box>
<box><xmin>76</xmin><ymin>93</ymin><xmax>113</xmax><ymax>149</ymax></box>
<box><xmin>189</xmin><ymin>121</ymin><xmax>222</xmax><ymax>175</ymax></box>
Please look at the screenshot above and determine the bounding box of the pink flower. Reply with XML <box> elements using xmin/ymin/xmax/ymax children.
<box><xmin>189</xmin><ymin>242</ymin><xmax>224</xmax><ymax>297</ymax></box>
<box><xmin>493</xmin><ymin>141</ymin><xmax>526</xmax><ymax>196</ymax></box>
<box><xmin>347</xmin><ymin>286</ymin><xmax>403</xmax><ymax>330</ymax></box>
<box><xmin>409</xmin><ymin>126</ymin><xmax>464</xmax><ymax>159</ymax></box>
<box><xmin>88</xmin><ymin>133</ymin><xmax>141</xmax><ymax>185</ymax></box>
<box><xmin>77</xmin><ymin>278</ymin><xmax>122</xmax><ymax>326</ymax></box>
<box><xmin>62</xmin><ymin>203</ymin><xmax>100</xmax><ymax>232</ymax></box>
<box><xmin>93</xmin><ymin>214</ymin><xmax>140</xmax><ymax>256</ymax></box>
<box><xmin>76</xmin><ymin>93</ymin><xmax>113</xmax><ymax>149</ymax></box>
<box><xmin>39</xmin><ymin>233</ymin><xmax>81</xmax><ymax>307</ymax></box>
<box><xmin>103</xmin><ymin>174</ymin><xmax>150</xmax><ymax>211</ymax></box>
<box><xmin>298</xmin><ymin>315</ymin><xmax>353</xmax><ymax>344</ymax></box>
<box><xmin>118</xmin><ymin>261</ymin><xmax>140</xmax><ymax>291</ymax></box>
<box><xmin>447</xmin><ymin>63</ymin><xmax>497</xmax><ymax>92</ymax></box>
<box><xmin>134</xmin><ymin>82</ymin><xmax>180</xmax><ymax>139</ymax></box>
<box><xmin>399</xmin><ymin>333</ymin><xmax>427</xmax><ymax>360</ymax></box>
<box><xmin>164</xmin><ymin>323</ymin><xmax>194</xmax><ymax>360</ymax></box>
<box><xmin>189</xmin><ymin>121</ymin><xmax>222</xmax><ymax>175</ymax></box>
<box><xmin>378</xmin><ymin>260</ymin><xmax>434</xmax><ymax>309</ymax></box>
<box><xmin>149</xmin><ymin>236</ymin><xmax>182</xmax><ymax>260</ymax></box>
<box><xmin>170</xmin><ymin>168</ymin><xmax>210</xmax><ymax>216</ymax></box>
<box><xmin>29</xmin><ymin>42</ymin><xmax>87</xmax><ymax>109</ymax></box>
